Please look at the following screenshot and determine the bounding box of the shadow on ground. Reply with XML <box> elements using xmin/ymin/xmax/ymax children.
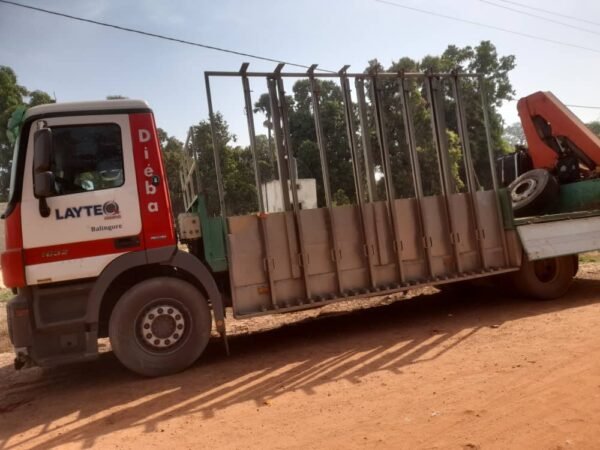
<box><xmin>1</xmin><ymin>277</ymin><xmax>599</xmax><ymax>449</ymax></box>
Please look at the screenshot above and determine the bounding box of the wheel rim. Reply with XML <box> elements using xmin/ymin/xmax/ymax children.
<box><xmin>533</xmin><ymin>259</ymin><xmax>558</xmax><ymax>283</ymax></box>
<box><xmin>511</xmin><ymin>178</ymin><xmax>537</xmax><ymax>202</ymax></box>
<box><xmin>136</xmin><ymin>300</ymin><xmax>189</xmax><ymax>352</ymax></box>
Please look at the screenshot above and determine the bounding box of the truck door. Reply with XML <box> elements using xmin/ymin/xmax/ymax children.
<box><xmin>20</xmin><ymin>114</ymin><xmax>142</xmax><ymax>285</ymax></box>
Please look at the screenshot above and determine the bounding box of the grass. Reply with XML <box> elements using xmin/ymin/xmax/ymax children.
<box><xmin>579</xmin><ymin>251</ymin><xmax>600</xmax><ymax>264</ymax></box>
<box><xmin>0</xmin><ymin>288</ymin><xmax>11</xmax><ymax>352</ymax></box>
<box><xmin>0</xmin><ymin>302</ymin><xmax>8</xmax><ymax>353</ymax></box>
<box><xmin>0</xmin><ymin>288</ymin><xmax>12</xmax><ymax>303</ymax></box>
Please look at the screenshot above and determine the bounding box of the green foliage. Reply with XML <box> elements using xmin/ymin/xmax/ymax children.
<box><xmin>0</xmin><ymin>288</ymin><xmax>12</xmax><ymax>303</ymax></box>
<box><xmin>503</xmin><ymin>121</ymin><xmax>526</xmax><ymax>146</ymax></box>
<box><xmin>332</xmin><ymin>188</ymin><xmax>351</xmax><ymax>206</ymax></box>
<box><xmin>579</xmin><ymin>251</ymin><xmax>600</xmax><ymax>264</ymax></box>
<box><xmin>361</xmin><ymin>41</ymin><xmax>514</xmax><ymax>196</ymax></box>
<box><xmin>185</xmin><ymin>113</ymin><xmax>281</xmax><ymax>217</ymax></box>
<box><xmin>289</xmin><ymin>79</ymin><xmax>355</xmax><ymax>206</ymax></box>
<box><xmin>587</xmin><ymin>121</ymin><xmax>600</xmax><ymax>138</ymax></box>
<box><xmin>157</xmin><ymin>128</ymin><xmax>185</xmax><ymax>214</ymax></box>
<box><xmin>194</xmin><ymin>40</ymin><xmax>516</xmax><ymax>216</ymax></box>
<box><xmin>28</xmin><ymin>90</ymin><xmax>54</xmax><ymax>107</ymax></box>
<box><xmin>0</xmin><ymin>66</ymin><xmax>54</xmax><ymax>201</ymax></box>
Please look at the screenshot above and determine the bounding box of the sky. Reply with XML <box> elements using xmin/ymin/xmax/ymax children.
<box><xmin>2</xmin><ymin>0</ymin><xmax>600</xmax><ymax>145</ymax></box>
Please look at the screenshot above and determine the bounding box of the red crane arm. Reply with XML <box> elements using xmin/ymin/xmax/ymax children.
<box><xmin>517</xmin><ymin>91</ymin><xmax>600</xmax><ymax>170</ymax></box>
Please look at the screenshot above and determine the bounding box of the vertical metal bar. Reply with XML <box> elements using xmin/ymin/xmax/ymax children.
<box><xmin>240</xmin><ymin>67</ymin><xmax>277</xmax><ymax>309</ymax></box>
<box><xmin>276</xmin><ymin>77</ymin><xmax>302</xmax><ymax>211</ymax></box>
<box><xmin>339</xmin><ymin>69</ymin><xmax>364</xmax><ymax>205</ymax></box>
<box><xmin>340</xmin><ymin>71</ymin><xmax>377</xmax><ymax>288</ymax></box>
<box><xmin>179</xmin><ymin>169</ymin><xmax>187</xmax><ymax>211</ymax></box>
<box><xmin>241</xmin><ymin>67</ymin><xmax>265</xmax><ymax>212</ymax></box>
<box><xmin>204</xmin><ymin>73</ymin><xmax>227</xmax><ymax>222</ymax></box>
<box><xmin>308</xmin><ymin>72</ymin><xmax>333</xmax><ymax>207</ymax></box>
<box><xmin>398</xmin><ymin>78</ymin><xmax>424</xmax><ymax>199</ymax></box>
<box><xmin>370</xmin><ymin>75</ymin><xmax>405</xmax><ymax>284</ymax></box>
<box><xmin>426</xmin><ymin>77</ymin><xmax>455</xmax><ymax>197</ymax></box>
<box><xmin>267</xmin><ymin>78</ymin><xmax>292</xmax><ymax>211</ymax></box>
<box><xmin>266</xmin><ymin>123</ymin><xmax>275</xmax><ymax>179</ymax></box>
<box><xmin>451</xmin><ymin>76</ymin><xmax>477</xmax><ymax>194</ymax></box>
<box><xmin>180</xmin><ymin>128</ymin><xmax>192</xmax><ymax>211</ymax></box>
<box><xmin>275</xmin><ymin>75</ymin><xmax>312</xmax><ymax>300</ymax></box>
<box><xmin>370</xmin><ymin>78</ymin><xmax>395</xmax><ymax>202</ymax></box>
<box><xmin>185</xmin><ymin>127</ymin><xmax>199</xmax><ymax>207</ymax></box>
<box><xmin>424</xmin><ymin>75</ymin><xmax>462</xmax><ymax>273</ymax></box>
<box><xmin>258</xmin><ymin>214</ymin><xmax>279</xmax><ymax>309</ymax></box>
<box><xmin>451</xmin><ymin>75</ymin><xmax>487</xmax><ymax>268</ymax></box>
<box><xmin>479</xmin><ymin>76</ymin><xmax>510</xmax><ymax>266</ymax></box>
<box><xmin>398</xmin><ymin>76</ymin><xmax>434</xmax><ymax>277</ymax></box>
<box><xmin>309</xmin><ymin>70</ymin><xmax>343</xmax><ymax>293</ymax></box>
<box><xmin>190</xmin><ymin>126</ymin><xmax>203</xmax><ymax>206</ymax></box>
<box><xmin>479</xmin><ymin>77</ymin><xmax>500</xmax><ymax>191</ymax></box>
<box><xmin>355</xmin><ymin>78</ymin><xmax>378</xmax><ymax>202</ymax></box>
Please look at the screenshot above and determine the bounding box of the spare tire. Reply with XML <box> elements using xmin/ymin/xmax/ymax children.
<box><xmin>509</xmin><ymin>169</ymin><xmax>559</xmax><ymax>217</ymax></box>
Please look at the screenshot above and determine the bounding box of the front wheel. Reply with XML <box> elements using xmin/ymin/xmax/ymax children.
<box><xmin>510</xmin><ymin>255</ymin><xmax>575</xmax><ymax>300</ymax></box>
<box><xmin>109</xmin><ymin>277</ymin><xmax>212</xmax><ymax>377</ymax></box>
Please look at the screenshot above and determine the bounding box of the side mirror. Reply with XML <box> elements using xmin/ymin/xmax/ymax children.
<box><xmin>34</xmin><ymin>171</ymin><xmax>55</xmax><ymax>198</ymax></box>
<box><xmin>33</xmin><ymin>128</ymin><xmax>54</xmax><ymax>217</ymax></box>
<box><xmin>33</xmin><ymin>128</ymin><xmax>55</xmax><ymax>199</ymax></box>
<box><xmin>33</xmin><ymin>128</ymin><xmax>52</xmax><ymax>173</ymax></box>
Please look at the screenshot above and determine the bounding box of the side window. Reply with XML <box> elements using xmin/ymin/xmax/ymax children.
<box><xmin>49</xmin><ymin>123</ymin><xmax>124</xmax><ymax>196</ymax></box>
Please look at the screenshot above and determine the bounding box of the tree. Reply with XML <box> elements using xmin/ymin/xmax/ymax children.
<box><xmin>505</xmin><ymin>121</ymin><xmax>600</xmax><ymax>146</ymax></box>
<box><xmin>587</xmin><ymin>121</ymin><xmax>600</xmax><ymax>138</ymax></box>
<box><xmin>0</xmin><ymin>66</ymin><xmax>54</xmax><ymax>201</ymax></box>
<box><xmin>0</xmin><ymin>67</ymin><xmax>27</xmax><ymax>199</ymax></box>
<box><xmin>364</xmin><ymin>41</ymin><xmax>515</xmax><ymax>194</ymax></box>
<box><xmin>28</xmin><ymin>90</ymin><xmax>54</xmax><ymax>107</ymax></box>
<box><xmin>288</xmin><ymin>79</ymin><xmax>356</xmax><ymax>206</ymax></box>
<box><xmin>157</xmin><ymin>128</ymin><xmax>185</xmax><ymax>214</ymax></box>
<box><xmin>503</xmin><ymin>122</ymin><xmax>525</xmax><ymax>147</ymax></box>
<box><xmin>246</xmin><ymin>41</ymin><xmax>515</xmax><ymax>206</ymax></box>
<box><xmin>188</xmin><ymin>114</ymin><xmax>250</xmax><ymax>216</ymax></box>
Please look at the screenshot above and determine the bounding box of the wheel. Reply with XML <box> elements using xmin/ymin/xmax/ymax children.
<box><xmin>509</xmin><ymin>169</ymin><xmax>559</xmax><ymax>217</ymax></box>
<box><xmin>510</xmin><ymin>255</ymin><xmax>575</xmax><ymax>300</ymax></box>
<box><xmin>109</xmin><ymin>277</ymin><xmax>211</xmax><ymax>377</ymax></box>
<box><xmin>572</xmin><ymin>254</ymin><xmax>579</xmax><ymax>277</ymax></box>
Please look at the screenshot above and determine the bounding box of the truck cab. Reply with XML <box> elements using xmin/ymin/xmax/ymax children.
<box><xmin>3</xmin><ymin>100</ymin><xmax>226</xmax><ymax>376</ymax></box>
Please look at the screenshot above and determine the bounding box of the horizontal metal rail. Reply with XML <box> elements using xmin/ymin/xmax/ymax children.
<box><xmin>205</xmin><ymin>70</ymin><xmax>484</xmax><ymax>78</ymax></box>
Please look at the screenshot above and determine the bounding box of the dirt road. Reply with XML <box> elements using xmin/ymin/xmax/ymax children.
<box><xmin>1</xmin><ymin>266</ymin><xmax>600</xmax><ymax>449</ymax></box>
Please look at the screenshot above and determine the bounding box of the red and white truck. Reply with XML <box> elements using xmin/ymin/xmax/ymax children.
<box><xmin>3</xmin><ymin>66</ymin><xmax>600</xmax><ymax>376</ymax></box>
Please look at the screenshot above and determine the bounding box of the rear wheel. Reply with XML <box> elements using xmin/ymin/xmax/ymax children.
<box><xmin>109</xmin><ymin>277</ymin><xmax>211</xmax><ymax>377</ymax></box>
<box><xmin>510</xmin><ymin>255</ymin><xmax>575</xmax><ymax>300</ymax></box>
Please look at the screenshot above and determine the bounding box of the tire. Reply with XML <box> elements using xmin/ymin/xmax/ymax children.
<box><xmin>510</xmin><ymin>255</ymin><xmax>575</xmax><ymax>300</ymax></box>
<box><xmin>572</xmin><ymin>254</ymin><xmax>579</xmax><ymax>277</ymax></box>
<box><xmin>509</xmin><ymin>169</ymin><xmax>559</xmax><ymax>217</ymax></box>
<box><xmin>109</xmin><ymin>277</ymin><xmax>211</xmax><ymax>377</ymax></box>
